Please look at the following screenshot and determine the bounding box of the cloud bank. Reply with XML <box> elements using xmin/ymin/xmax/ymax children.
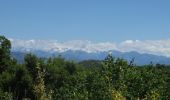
<box><xmin>9</xmin><ymin>38</ymin><xmax>170</xmax><ymax>57</ymax></box>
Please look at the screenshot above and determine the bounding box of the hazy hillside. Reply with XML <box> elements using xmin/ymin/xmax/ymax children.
<box><xmin>12</xmin><ymin>50</ymin><xmax>170</xmax><ymax>65</ymax></box>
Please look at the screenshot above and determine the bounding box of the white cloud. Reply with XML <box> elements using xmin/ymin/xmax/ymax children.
<box><xmin>118</xmin><ymin>40</ymin><xmax>170</xmax><ymax>57</ymax></box>
<box><xmin>10</xmin><ymin>39</ymin><xmax>170</xmax><ymax>57</ymax></box>
<box><xmin>10</xmin><ymin>39</ymin><xmax>117</xmax><ymax>53</ymax></box>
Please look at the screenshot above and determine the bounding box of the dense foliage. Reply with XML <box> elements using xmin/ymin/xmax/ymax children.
<box><xmin>0</xmin><ymin>35</ymin><xmax>170</xmax><ymax>100</ymax></box>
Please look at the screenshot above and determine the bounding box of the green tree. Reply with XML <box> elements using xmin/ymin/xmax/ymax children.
<box><xmin>0</xmin><ymin>35</ymin><xmax>11</xmax><ymax>73</ymax></box>
<box><xmin>34</xmin><ymin>61</ymin><xmax>52</xmax><ymax>100</ymax></box>
<box><xmin>13</xmin><ymin>65</ymin><xmax>34</xmax><ymax>100</ymax></box>
<box><xmin>24</xmin><ymin>53</ymin><xmax>39</xmax><ymax>80</ymax></box>
<box><xmin>0</xmin><ymin>90</ymin><xmax>12</xmax><ymax>100</ymax></box>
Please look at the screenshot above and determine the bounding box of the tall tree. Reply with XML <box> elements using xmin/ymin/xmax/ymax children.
<box><xmin>0</xmin><ymin>35</ymin><xmax>11</xmax><ymax>73</ymax></box>
<box><xmin>24</xmin><ymin>53</ymin><xmax>39</xmax><ymax>80</ymax></box>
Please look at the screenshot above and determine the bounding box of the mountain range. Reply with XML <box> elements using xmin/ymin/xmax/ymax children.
<box><xmin>11</xmin><ymin>49</ymin><xmax>170</xmax><ymax>65</ymax></box>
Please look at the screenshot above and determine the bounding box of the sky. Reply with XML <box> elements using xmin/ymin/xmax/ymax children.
<box><xmin>1</xmin><ymin>0</ymin><xmax>170</xmax><ymax>57</ymax></box>
<box><xmin>0</xmin><ymin>0</ymin><xmax>170</xmax><ymax>42</ymax></box>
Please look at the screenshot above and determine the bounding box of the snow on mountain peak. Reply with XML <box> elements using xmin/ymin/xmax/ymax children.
<box><xmin>10</xmin><ymin>39</ymin><xmax>117</xmax><ymax>53</ymax></box>
<box><xmin>10</xmin><ymin>38</ymin><xmax>170</xmax><ymax>57</ymax></box>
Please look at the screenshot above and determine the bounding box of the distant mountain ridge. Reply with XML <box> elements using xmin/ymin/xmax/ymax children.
<box><xmin>11</xmin><ymin>49</ymin><xmax>170</xmax><ymax>65</ymax></box>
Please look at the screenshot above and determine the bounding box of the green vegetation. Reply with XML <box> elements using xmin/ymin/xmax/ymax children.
<box><xmin>0</xmin><ymin>35</ymin><xmax>170</xmax><ymax>100</ymax></box>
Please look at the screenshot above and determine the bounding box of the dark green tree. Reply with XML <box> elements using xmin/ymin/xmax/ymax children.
<box><xmin>0</xmin><ymin>35</ymin><xmax>11</xmax><ymax>73</ymax></box>
<box><xmin>24</xmin><ymin>53</ymin><xmax>39</xmax><ymax>80</ymax></box>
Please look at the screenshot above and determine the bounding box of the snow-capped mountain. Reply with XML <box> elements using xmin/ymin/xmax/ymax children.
<box><xmin>10</xmin><ymin>38</ymin><xmax>170</xmax><ymax>65</ymax></box>
<box><xmin>10</xmin><ymin>38</ymin><xmax>170</xmax><ymax>57</ymax></box>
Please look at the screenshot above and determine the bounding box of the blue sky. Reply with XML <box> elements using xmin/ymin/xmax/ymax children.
<box><xmin>0</xmin><ymin>0</ymin><xmax>170</xmax><ymax>42</ymax></box>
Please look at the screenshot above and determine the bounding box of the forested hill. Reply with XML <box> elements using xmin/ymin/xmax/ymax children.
<box><xmin>0</xmin><ymin>35</ymin><xmax>170</xmax><ymax>100</ymax></box>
